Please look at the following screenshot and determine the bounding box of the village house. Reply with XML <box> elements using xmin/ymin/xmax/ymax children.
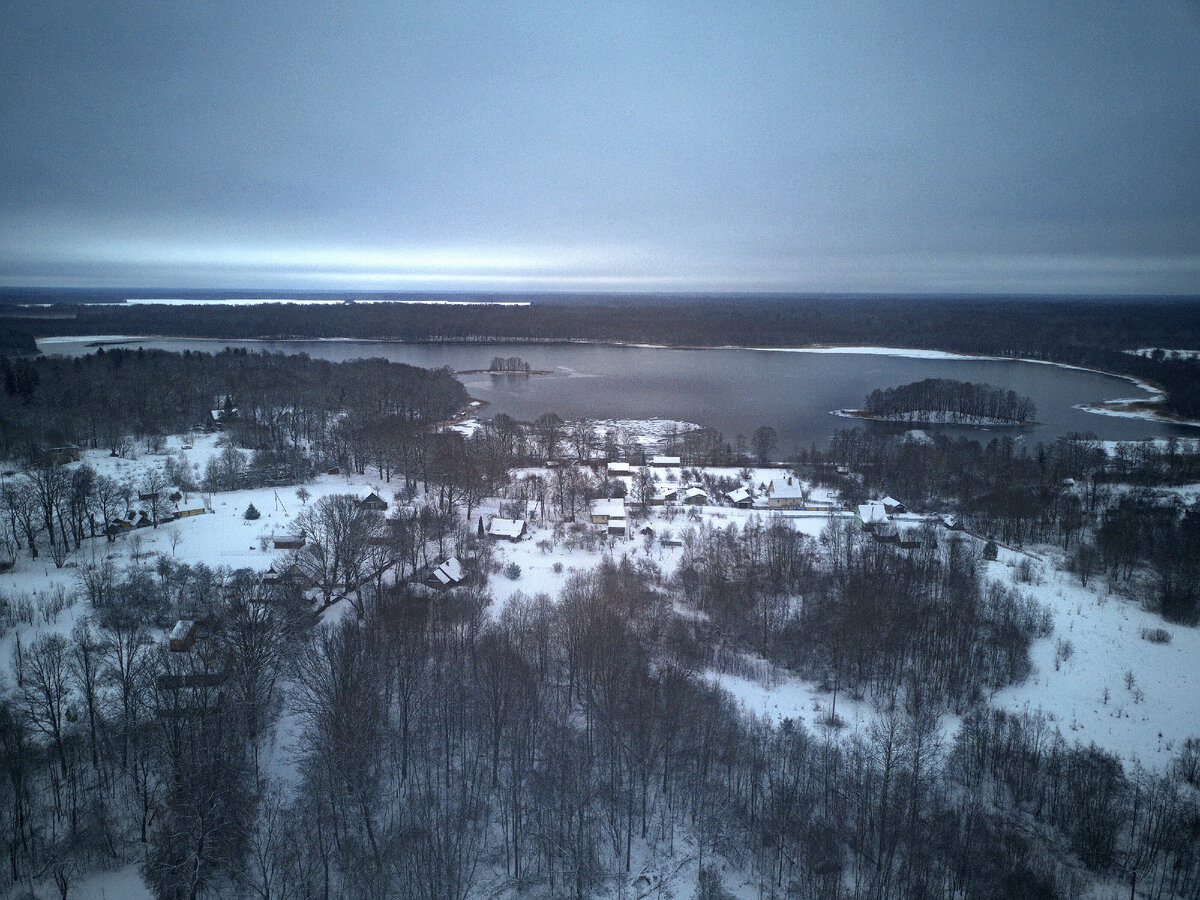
<box><xmin>766</xmin><ymin>477</ymin><xmax>806</xmax><ymax>509</ymax></box>
<box><xmin>649</xmin><ymin>486</ymin><xmax>680</xmax><ymax>506</ymax></box>
<box><xmin>855</xmin><ymin>503</ymin><xmax>889</xmax><ymax>531</ymax></box>
<box><xmin>725</xmin><ymin>487</ymin><xmax>752</xmax><ymax>508</ymax></box>
<box><xmin>427</xmin><ymin>557</ymin><xmax>466</xmax><ymax>590</ymax></box>
<box><xmin>590</xmin><ymin>497</ymin><xmax>626</xmax><ymax>524</ymax></box>
<box><xmin>683</xmin><ymin>487</ymin><xmax>708</xmax><ymax>505</ymax></box>
<box><xmin>607</xmin><ymin>461</ymin><xmax>635</xmax><ymax>478</ymax></box>
<box><xmin>650</xmin><ymin>456</ymin><xmax>680</xmax><ymax>467</ymax></box>
<box><xmin>880</xmin><ymin>496</ymin><xmax>907</xmax><ymax>515</ymax></box>
<box><xmin>169</xmin><ymin>620</ymin><xmax>197</xmax><ymax>652</ymax></box>
<box><xmin>359</xmin><ymin>492</ymin><xmax>388</xmax><ymax>511</ymax></box>
<box><xmin>271</xmin><ymin>533</ymin><xmax>305</xmax><ymax>550</ymax></box>
<box><xmin>488</xmin><ymin>517</ymin><xmax>526</xmax><ymax>541</ymax></box>
<box><xmin>173</xmin><ymin>503</ymin><xmax>206</xmax><ymax>519</ymax></box>
<box><xmin>607</xmin><ymin>516</ymin><xmax>628</xmax><ymax>536</ymax></box>
<box><xmin>263</xmin><ymin>563</ymin><xmax>311</xmax><ymax>588</ymax></box>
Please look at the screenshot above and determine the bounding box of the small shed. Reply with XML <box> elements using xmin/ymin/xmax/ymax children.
<box><xmin>169</xmin><ymin>620</ymin><xmax>197</xmax><ymax>652</ymax></box>
<box><xmin>872</xmin><ymin>525</ymin><xmax>899</xmax><ymax>544</ymax></box>
<box><xmin>607</xmin><ymin>517</ymin><xmax>628</xmax><ymax>535</ymax></box>
<box><xmin>174</xmin><ymin>504</ymin><xmax>205</xmax><ymax>519</ymax></box>
<box><xmin>880</xmin><ymin>496</ymin><xmax>907</xmax><ymax>515</ymax></box>
<box><xmin>272</xmin><ymin>533</ymin><xmax>306</xmax><ymax>550</ymax></box>
<box><xmin>48</xmin><ymin>445</ymin><xmax>81</xmax><ymax>464</ymax></box>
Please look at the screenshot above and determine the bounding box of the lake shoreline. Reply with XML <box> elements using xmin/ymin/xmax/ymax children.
<box><xmin>36</xmin><ymin>334</ymin><xmax>1200</xmax><ymax>432</ymax></box>
<box><xmin>833</xmin><ymin>409</ymin><xmax>1035</xmax><ymax>427</ymax></box>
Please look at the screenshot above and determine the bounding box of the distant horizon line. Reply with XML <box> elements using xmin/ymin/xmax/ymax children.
<box><xmin>2</xmin><ymin>286</ymin><xmax>1199</xmax><ymax>303</ymax></box>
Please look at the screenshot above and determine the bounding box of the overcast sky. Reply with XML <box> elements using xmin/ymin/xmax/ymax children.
<box><xmin>2</xmin><ymin>1</ymin><xmax>1198</xmax><ymax>294</ymax></box>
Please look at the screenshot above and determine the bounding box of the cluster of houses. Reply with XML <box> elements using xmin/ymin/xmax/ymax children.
<box><xmin>107</xmin><ymin>498</ymin><xmax>206</xmax><ymax>535</ymax></box>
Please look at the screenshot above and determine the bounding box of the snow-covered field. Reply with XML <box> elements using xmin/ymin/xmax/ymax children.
<box><xmin>988</xmin><ymin>547</ymin><xmax>1200</xmax><ymax>770</ymax></box>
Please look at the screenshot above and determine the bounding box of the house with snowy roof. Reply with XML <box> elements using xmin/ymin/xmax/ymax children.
<box><xmin>855</xmin><ymin>503</ymin><xmax>889</xmax><ymax>530</ymax></box>
<box><xmin>725</xmin><ymin>487</ymin><xmax>752</xmax><ymax>507</ymax></box>
<box><xmin>488</xmin><ymin>518</ymin><xmax>526</xmax><ymax>541</ymax></box>
<box><xmin>766</xmin><ymin>477</ymin><xmax>806</xmax><ymax>509</ymax></box>
<box><xmin>427</xmin><ymin>557</ymin><xmax>466</xmax><ymax>589</ymax></box>
<box><xmin>590</xmin><ymin>497</ymin><xmax>626</xmax><ymax>524</ymax></box>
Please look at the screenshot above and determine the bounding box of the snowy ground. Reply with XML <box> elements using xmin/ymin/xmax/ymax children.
<box><xmin>988</xmin><ymin>546</ymin><xmax>1200</xmax><ymax>770</ymax></box>
<box><xmin>5</xmin><ymin>434</ymin><xmax>1200</xmax><ymax>897</ymax></box>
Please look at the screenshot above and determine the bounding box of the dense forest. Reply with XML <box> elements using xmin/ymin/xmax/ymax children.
<box><xmin>3</xmin><ymin>533</ymin><xmax>1199</xmax><ymax>899</ymax></box>
<box><xmin>0</xmin><ymin>348</ymin><xmax>467</xmax><ymax>464</ymax></box>
<box><xmin>860</xmin><ymin>379</ymin><xmax>1036</xmax><ymax>424</ymax></box>
<box><xmin>4</xmin><ymin>292</ymin><xmax>1200</xmax><ymax>415</ymax></box>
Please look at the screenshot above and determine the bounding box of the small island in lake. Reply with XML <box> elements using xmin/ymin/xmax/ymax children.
<box><xmin>456</xmin><ymin>356</ymin><xmax>554</xmax><ymax>376</ymax></box>
<box><xmin>838</xmin><ymin>378</ymin><xmax>1037</xmax><ymax>425</ymax></box>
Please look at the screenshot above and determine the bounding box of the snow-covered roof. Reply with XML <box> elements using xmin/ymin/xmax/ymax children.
<box><xmin>769</xmin><ymin>478</ymin><xmax>805</xmax><ymax>499</ymax></box>
<box><xmin>488</xmin><ymin>518</ymin><xmax>525</xmax><ymax>538</ymax></box>
<box><xmin>607</xmin><ymin>517</ymin><xmax>627</xmax><ymax>531</ymax></box>
<box><xmin>169</xmin><ymin>620</ymin><xmax>195</xmax><ymax>641</ymax></box>
<box><xmin>684</xmin><ymin>487</ymin><xmax>708</xmax><ymax>501</ymax></box>
<box><xmin>857</xmin><ymin>503</ymin><xmax>888</xmax><ymax>524</ymax></box>
<box><xmin>726</xmin><ymin>487</ymin><xmax>751</xmax><ymax>503</ymax></box>
<box><xmin>591</xmin><ymin>497</ymin><xmax>626</xmax><ymax>518</ymax></box>
<box><xmin>880</xmin><ymin>496</ymin><xmax>902</xmax><ymax>507</ymax></box>
<box><xmin>651</xmin><ymin>456</ymin><xmax>680</xmax><ymax>466</ymax></box>
<box><xmin>433</xmin><ymin>557</ymin><xmax>465</xmax><ymax>585</ymax></box>
<box><xmin>607</xmin><ymin>461</ymin><xmax>634</xmax><ymax>475</ymax></box>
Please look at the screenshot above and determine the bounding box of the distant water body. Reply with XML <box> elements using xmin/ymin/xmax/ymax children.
<box><xmin>38</xmin><ymin>337</ymin><xmax>1198</xmax><ymax>450</ymax></box>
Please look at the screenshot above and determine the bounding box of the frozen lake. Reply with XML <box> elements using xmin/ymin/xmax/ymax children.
<box><xmin>38</xmin><ymin>336</ymin><xmax>1197</xmax><ymax>451</ymax></box>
